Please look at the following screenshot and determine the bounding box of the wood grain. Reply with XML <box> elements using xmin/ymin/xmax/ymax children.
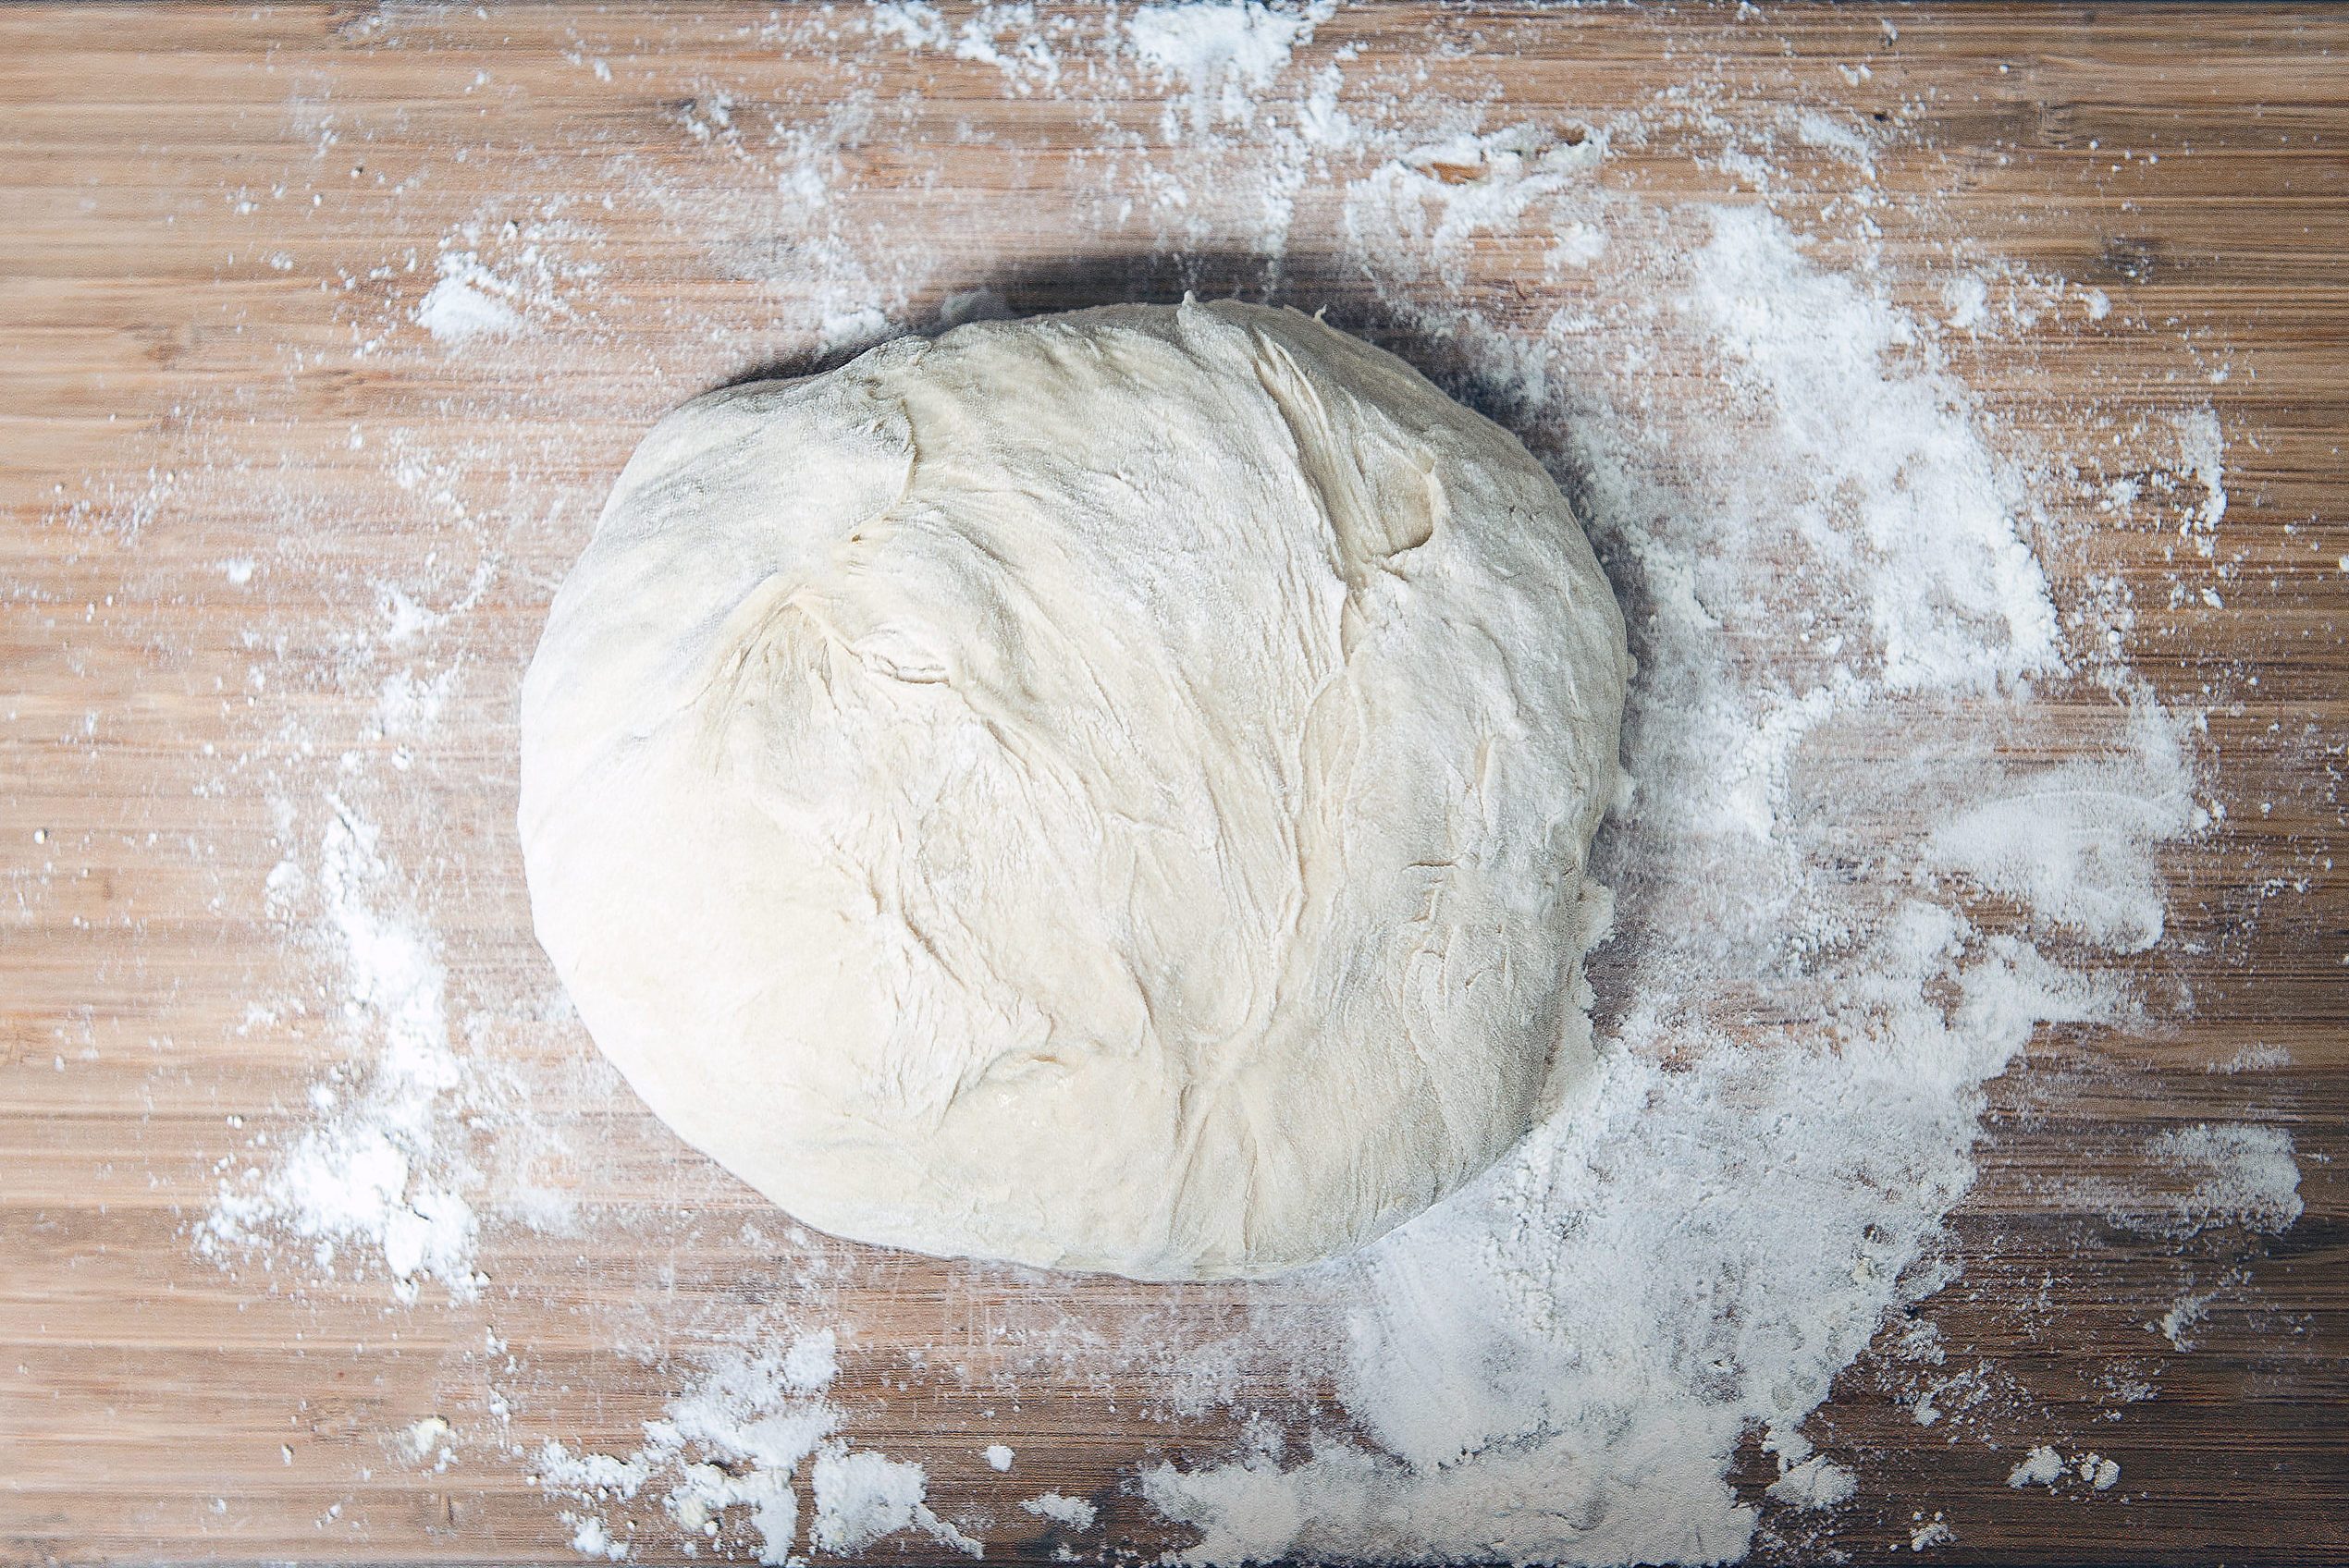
<box><xmin>1</xmin><ymin>5</ymin><xmax>2343</xmax><ymax>1565</ymax></box>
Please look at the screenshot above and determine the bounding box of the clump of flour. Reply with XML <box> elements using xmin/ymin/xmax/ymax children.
<box><xmin>534</xmin><ymin>1328</ymin><xmax>980</xmax><ymax>1564</ymax></box>
<box><xmin>415</xmin><ymin>255</ymin><xmax>524</xmax><ymax>346</ymax></box>
<box><xmin>1127</xmin><ymin>1</ymin><xmax>1325</xmax><ymax>135</ymax></box>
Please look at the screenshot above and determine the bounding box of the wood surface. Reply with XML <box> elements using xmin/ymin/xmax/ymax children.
<box><xmin>1</xmin><ymin>4</ymin><xmax>2344</xmax><ymax>1565</ymax></box>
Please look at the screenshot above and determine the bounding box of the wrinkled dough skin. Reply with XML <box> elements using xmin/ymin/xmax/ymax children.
<box><xmin>518</xmin><ymin>301</ymin><xmax>1628</xmax><ymax>1280</ymax></box>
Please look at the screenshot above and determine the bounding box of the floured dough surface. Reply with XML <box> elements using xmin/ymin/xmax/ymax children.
<box><xmin>518</xmin><ymin>300</ymin><xmax>1626</xmax><ymax>1280</ymax></box>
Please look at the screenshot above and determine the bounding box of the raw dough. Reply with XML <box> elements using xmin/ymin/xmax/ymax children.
<box><xmin>518</xmin><ymin>300</ymin><xmax>1626</xmax><ymax>1280</ymax></box>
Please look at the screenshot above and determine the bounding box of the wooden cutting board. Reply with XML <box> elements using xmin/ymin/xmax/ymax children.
<box><xmin>2</xmin><ymin>6</ymin><xmax>2343</xmax><ymax>1564</ymax></box>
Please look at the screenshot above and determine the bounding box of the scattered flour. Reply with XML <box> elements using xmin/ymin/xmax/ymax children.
<box><xmin>949</xmin><ymin>3</ymin><xmax>1069</xmax><ymax>93</ymax></box>
<box><xmin>403</xmin><ymin>1415</ymin><xmax>453</xmax><ymax>1464</ymax></box>
<box><xmin>565</xmin><ymin>1513</ymin><xmax>626</xmax><ymax>1562</ymax></box>
<box><xmin>863</xmin><ymin>3</ymin><xmax>949</xmax><ymax>53</ymax></box>
<box><xmin>1127</xmin><ymin>1</ymin><xmax>1322</xmax><ymax>134</ymax></box>
<box><xmin>2158</xmin><ymin>1287</ymin><xmax>2217</xmax><ymax>1351</ymax></box>
<box><xmin>534</xmin><ymin>1329</ymin><xmax>979</xmax><ymax>1564</ymax></box>
<box><xmin>1139</xmin><ymin>181</ymin><xmax>2203</xmax><ymax>1567</ymax></box>
<box><xmin>2060</xmin><ymin>1120</ymin><xmax>2305</xmax><ymax>1246</ymax></box>
<box><xmin>2176</xmin><ymin>407</ymin><xmax>2229</xmax><ymax>533</ymax></box>
<box><xmin>1924</xmin><ymin>702</ymin><xmax>2203</xmax><ymax>952</ymax></box>
<box><xmin>374</xmin><ymin>665</ymin><xmax>458</xmax><ymax>743</ymax></box>
<box><xmin>1022</xmin><ymin>1491</ymin><xmax>1100</xmax><ymax>1529</ymax></box>
<box><xmin>203</xmin><ymin>802</ymin><xmax>482</xmax><ymax>1304</ymax></box>
<box><xmin>1766</xmin><ymin>1456</ymin><xmax>1858</xmax><ymax>1511</ymax></box>
<box><xmin>2146</xmin><ymin>1123</ymin><xmax>2306</xmax><ymax>1237</ymax></box>
<box><xmin>154</xmin><ymin>9</ymin><xmax>2307</xmax><ymax>1567</ymax></box>
<box><xmin>2007</xmin><ymin>1444</ymin><xmax>2121</xmax><ymax>1494</ymax></box>
<box><xmin>1943</xmin><ymin>272</ymin><xmax>1989</xmax><ymax>330</ymax></box>
<box><xmin>812</xmin><ymin>1450</ymin><xmax>982</xmax><ymax>1558</ymax></box>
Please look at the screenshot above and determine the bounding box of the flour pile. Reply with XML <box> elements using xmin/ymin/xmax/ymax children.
<box><xmin>156</xmin><ymin>5</ymin><xmax>2309</xmax><ymax>1565</ymax></box>
<box><xmin>200</xmin><ymin>800</ymin><xmax>486</xmax><ymax>1305</ymax></box>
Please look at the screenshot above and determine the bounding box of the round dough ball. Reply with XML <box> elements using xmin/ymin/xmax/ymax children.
<box><xmin>518</xmin><ymin>300</ymin><xmax>1626</xmax><ymax>1280</ymax></box>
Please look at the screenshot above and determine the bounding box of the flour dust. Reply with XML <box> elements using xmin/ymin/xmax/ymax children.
<box><xmin>138</xmin><ymin>5</ymin><xmax>2312</xmax><ymax>1565</ymax></box>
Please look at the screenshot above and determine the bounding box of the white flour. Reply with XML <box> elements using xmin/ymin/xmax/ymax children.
<box><xmin>1021</xmin><ymin>1492</ymin><xmax>1099</xmax><ymax>1529</ymax></box>
<box><xmin>2136</xmin><ymin>1123</ymin><xmax>2306</xmax><ymax>1239</ymax></box>
<box><xmin>535</xmin><ymin>1328</ymin><xmax>983</xmax><ymax>1563</ymax></box>
<box><xmin>415</xmin><ymin>257</ymin><xmax>525</xmax><ymax>345</ymax></box>
<box><xmin>202</xmin><ymin>800</ymin><xmax>484</xmax><ymax>1305</ymax></box>
<box><xmin>144</xmin><ymin>5</ymin><xmax>2315</xmax><ymax>1564</ymax></box>
<box><xmin>1127</xmin><ymin>0</ymin><xmax>1325</xmax><ymax>135</ymax></box>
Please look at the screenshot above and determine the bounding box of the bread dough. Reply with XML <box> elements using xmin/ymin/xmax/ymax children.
<box><xmin>518</xmin><ymin>301</ymin><xmax>1626</xmax><ymax>1280</ymax></box>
